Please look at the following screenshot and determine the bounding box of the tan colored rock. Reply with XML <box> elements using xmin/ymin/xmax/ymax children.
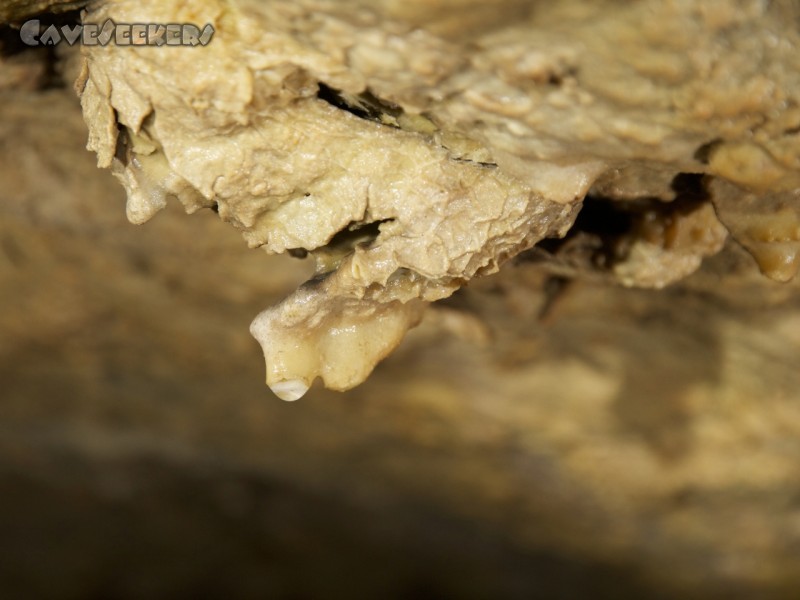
<box><xmin>76</xmin><ymin>0</ymin><xmax>800</xmax><ymax>399</ymax></box>
<box><xmin>3</xmin><ymin>12</ymin><xmax>800</xmax><ymax>596</ymax></box>
<box><xmin>0</xmin><ymin>0</ymin><xmax>85</xmax><ymax>22</ymax></box>
<box><xmin>711</xmin><ymin>179</ymin><xmax>800</xmax><ymax>282</ymax></box>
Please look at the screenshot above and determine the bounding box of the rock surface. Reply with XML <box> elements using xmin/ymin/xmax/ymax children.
<box><xmin>2</xmin><ymin>1</ymin><xmax>800</xmax><ymax>598</ymax></box>
<box><xmin>0</xmin><ymin>0</ymin><xmax>84</xmax><ymax>22</ymax></box>
<box><xmin>76</xmin><ymin>0</ymin><xmax>800</xmax><ymax>397</ymax></box>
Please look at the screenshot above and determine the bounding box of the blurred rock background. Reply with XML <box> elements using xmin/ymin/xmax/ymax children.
<box><xmin>2</xmin><ymin>10</ymin><xmax>800</xmax><ymax>600</ymax></box>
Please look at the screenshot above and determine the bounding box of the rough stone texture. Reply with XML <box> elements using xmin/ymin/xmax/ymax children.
<box><xmin>2</xmin><ymin>1</ymin><xmax>800</xmax><ymax>598</ymax></box>
<box><xmin>76</xmin><ymin>0</ymin><xmax>800</xmax><ymax>397</ymax></box>
<box><xmin>0</xmin><ymin>0</ymin><xmax>85</xmax><ymax>22</ymax></box>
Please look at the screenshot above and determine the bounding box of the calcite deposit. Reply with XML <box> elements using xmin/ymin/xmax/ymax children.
<box><xmin>4</xmin><ymin>1</ymin><xmax>800</xmax><ymax>597</ymax></box>
<box><xmin>76</xmin><ymin>0</ymin><xmax>800</xmax><ymax>398</ymax></box>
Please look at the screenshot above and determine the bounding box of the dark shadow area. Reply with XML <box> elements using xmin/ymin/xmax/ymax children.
<box><xmin>0</xmin><ymin>437</ymin><xmax>664</xmax><ymax>600</ymax></box>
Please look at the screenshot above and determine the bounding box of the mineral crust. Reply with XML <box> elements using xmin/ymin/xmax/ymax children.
<box><xmin>78</xmin><ymin>0</ymin><xmax>800</xmax><ymax>398</ymax></box>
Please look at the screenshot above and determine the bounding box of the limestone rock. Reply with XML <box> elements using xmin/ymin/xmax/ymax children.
<box><xmin>75</xmin><ymin>0</ymin><xmax>800</xmax><ymax>396</ymax></box>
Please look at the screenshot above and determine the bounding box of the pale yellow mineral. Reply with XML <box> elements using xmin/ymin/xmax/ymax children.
<box><xmin>77</xmin><ymin>0</ymin><xmax>800</xmax><ymax>398</ymax></box>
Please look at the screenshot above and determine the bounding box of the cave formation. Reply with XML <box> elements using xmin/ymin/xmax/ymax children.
<box><xmin>1</xmin><ymin>1</ymin><xmax>800</xmax><ymax>598</ymax></box>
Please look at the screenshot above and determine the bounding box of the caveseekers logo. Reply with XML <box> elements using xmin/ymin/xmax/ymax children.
<box><xmin>19</xmin><ymin>19</ymin><xmax>215</xmax><ymax>47</ymax></box>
